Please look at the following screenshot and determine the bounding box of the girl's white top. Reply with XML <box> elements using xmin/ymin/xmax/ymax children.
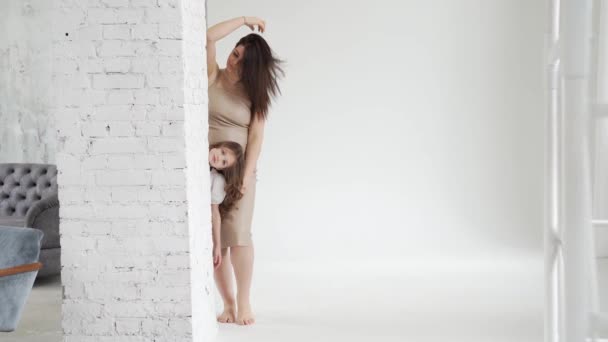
<box><xmin>210</xmin><ymin>169</ymin><xmax>226</xmax><ymax>205</ymax></box>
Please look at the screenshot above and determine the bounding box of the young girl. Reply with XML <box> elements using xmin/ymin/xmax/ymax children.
<box><xmin>209</xmin><ymin>141</ymin><xmax>245</xmax><ymax>269</ymax></box>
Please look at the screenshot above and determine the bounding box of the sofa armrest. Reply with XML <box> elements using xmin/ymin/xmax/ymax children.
<box><xmin>25</xmin><ymin>195</ymin><xmax>59</xmax><ymax>227</ymax></box>
<box><xmin>24</xmin><ymin>194</ymin><xmax>60</xmax><ymax>245</ymax></box>
<box><xmin>0</xmin><ymin>262</ymin><xmax>42</xmax><ymax>278</ymax></box>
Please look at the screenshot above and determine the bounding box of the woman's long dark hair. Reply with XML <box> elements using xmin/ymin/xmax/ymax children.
<box><xmin>209</xmin><ymin>141</ymin><xmax>245</xmax><ymax>218</ymax></box>
<box><xmin>235</xmin><ymin>33</ymin><xmax>286</xmax><ymax>121</ymax></box>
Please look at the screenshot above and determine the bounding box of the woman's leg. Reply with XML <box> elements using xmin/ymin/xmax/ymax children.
<box><xmin>214</xmin><ymin>247</ymin><xmax>237</xmax><ymax>323</ymax></box>
<box><xmin>230</xmin><ymin>244</ymin><xmax>255</xmax><ymax>325</ymax></box>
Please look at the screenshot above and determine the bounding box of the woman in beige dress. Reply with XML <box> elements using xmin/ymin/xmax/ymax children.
<box><xmin>207</xmin><ymin>16</ymin><xmax>284</xmax><ymax>325</ymax></box>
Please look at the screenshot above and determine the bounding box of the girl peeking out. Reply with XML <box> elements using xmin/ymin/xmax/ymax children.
<box><xmin>209</xmin><ymin>141</ymin><xmax>245</xmax><ymax>269</ymax></box>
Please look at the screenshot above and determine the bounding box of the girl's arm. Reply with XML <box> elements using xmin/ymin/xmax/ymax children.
<box><xmin>242</xmin><ymin>113</ymin><xmax>265</xmax><ymax>193</ymax></box>
<box><xmin>211</xmin><ymin>204</ymin><xmax>221</xmax><ymax>248</ymax></box>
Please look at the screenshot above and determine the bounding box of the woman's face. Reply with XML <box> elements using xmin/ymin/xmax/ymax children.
<box><xmin>209</xmin><ymin>147</ymin><xmax>236</xmax><ymax>170</ymax></box>
<box><xmin>226</xmin><ymin>45</ymin><xmax>245</xmax><ymax>74</ymax></box>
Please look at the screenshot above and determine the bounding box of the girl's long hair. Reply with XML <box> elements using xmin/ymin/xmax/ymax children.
<box><xmin>210</xmin><ymin>141</ymin><xmax>245</xmax><ymax>218</ymax></box>
<box><xmin>235</xmin><ymin>33</ymin><xmax>286</xmax><ymax>121</ymax></box>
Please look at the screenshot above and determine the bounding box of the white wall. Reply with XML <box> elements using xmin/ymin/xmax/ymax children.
<box><xmin>0</xmin><ymin>0</ymin><xmax>55</xmax><ymax>163</ymax></box>
<box><xmin>208</xmin><ymin>0</ymin><xmax>547</xmax><ymax>263</ymax></box>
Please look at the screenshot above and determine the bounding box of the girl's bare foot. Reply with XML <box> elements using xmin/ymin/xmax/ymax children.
<box><xmin>217</xmin><ymin>305</ymin><xmax>237</xmax><ymax>323</ymax></box>
<box><xmin>236</xmin><ymin>304</ymin><xmax>256</xmax><ymax>325</ymax></box>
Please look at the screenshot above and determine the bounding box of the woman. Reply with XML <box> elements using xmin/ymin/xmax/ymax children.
<box><xmin>207</xmin><ymin>16</ymin><xmax>285</xmax><ymax>326</ymax></box>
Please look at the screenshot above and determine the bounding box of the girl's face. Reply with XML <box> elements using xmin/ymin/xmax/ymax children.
<box><xmin>226</xmin><ymin>45</ymin><xmax>245</xmax><ymax>74</ymax></box>
<box><xmin>209</xmin><ymin>147</ymin><xmax>236</xmax><ymax>170</ymax></box>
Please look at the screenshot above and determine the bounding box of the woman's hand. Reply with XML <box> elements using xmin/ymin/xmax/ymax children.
<box><xmin>244</xmin><ymin>17</ymin><xmax>266</xmax><ymax>33</ymax></box>
<box><xmin>240</xmin><ymin>170</ymin><xmax>255</xmax><ymax>195</ymax></box>
<box><xmin>213</xmin><ymin>245</ymin><xmax>222</xmax><ymax>269</ymax></box>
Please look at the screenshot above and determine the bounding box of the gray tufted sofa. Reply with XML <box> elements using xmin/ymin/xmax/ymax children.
<box><xmin>0</xmin><ymin>164</ymin><xmax>59</xmax><ymax>278</ymax></box>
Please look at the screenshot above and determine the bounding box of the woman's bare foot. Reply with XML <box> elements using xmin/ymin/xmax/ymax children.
<box><xmin>236</xmin><ymin>303</ymin><xmax>256</xmax><ymax>325</ymax></box>
<box><xmin>217</xmin><ymin>305</ymin><xmax>237</xmax><ymax>323</ymax></box>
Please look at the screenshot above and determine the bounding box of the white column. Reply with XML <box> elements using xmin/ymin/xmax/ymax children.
<box><xmin>51</xmin><ymin>0</ymin><xmax>215</xmax><ymax>340</ymax></box>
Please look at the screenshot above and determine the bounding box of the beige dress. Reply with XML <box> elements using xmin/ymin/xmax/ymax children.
<box><xmin>209</xmin><ymin>67</ymin><xmax>256</xmax><ymax>248</ymax></box>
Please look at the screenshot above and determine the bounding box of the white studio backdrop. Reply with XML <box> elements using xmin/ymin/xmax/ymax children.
<box><xmin>207</xmin><ymin>0</ymin><xmax>547</xmax><ymax>265</ymax></box>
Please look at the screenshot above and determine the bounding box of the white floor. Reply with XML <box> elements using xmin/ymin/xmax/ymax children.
<box><xmin>216</xmin><ymin>256</ymin><xmax>544</xmax><ymax>342</ymax></box>
<box><xmin>2</xmin><ymin>256</ymin><xmax>543</xmax><ymax>342</ymax></box>
<box><xmin>3</xmin><ymin>275</ymin><xmax>62</xmax><ymax>342</ymax></box>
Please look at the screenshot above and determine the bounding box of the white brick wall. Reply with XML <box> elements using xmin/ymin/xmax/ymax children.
<box><xmin>51</xmin><ymin>0</ymin><xmax>215</xmax><ymax>340</ymax></box>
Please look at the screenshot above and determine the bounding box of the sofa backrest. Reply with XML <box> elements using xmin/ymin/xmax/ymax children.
<box><xmin>0</xmin><ymin>164</ymin><xmax>58</xmax><ymax>218</ymax></box>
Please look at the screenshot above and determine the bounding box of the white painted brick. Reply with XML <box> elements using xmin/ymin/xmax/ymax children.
<box><xmin>104</xmin><ymin>270</ymin><xmax>156</xmax><ymax>283</ymax></box>
<box><xmin>62</xmin><ymin>301</ymin><xmax>104</xmax><ymax>321</ymax></box>
<box><xmin>132</xmin><ymin>155</ymin><xmax>163</xmax><ymax>169</ymax></box>
<box><xmin>97</xmin><ymin>40</ymin><xmax>137</xmax><ymax>57</ymax></box>
<box><xmin>162</xmin><ymin>153</ymin><xmax>186</xmax><ymax>169</ymax></box>
<box><xmin>159</xmin><ymin>24</ymin><xmax>182</xmax><ymax>39</ymax></box>
<box><xmin>53</xmin><ymin>73</ymin><xmax>91</xmax><ymax>88</ymax></box>
<box><xmin>133</xmin><ymin>89</ymin><xmax>160</xmax><ymax>105</ymax></box>
<box><xmin>95</xmin><ymin>204</ymin><xmax>149</xmax><ymax>219</ymax></box>
<box><xmin>107</xmin><ymin>90</ymin><xmax>135</xmax><ymax>105</ymax></box>
<box><xmin>131</xmin><ymin>57</ymin><xmax>158</xmax><ymax>73</ymax></box>
<box><xmin>134</xmin><ymin>121</ymin><xmax>161</xmax><ymax>136</ymax></box>
<box><xmin>147</xmin><ymin>137</ymin><xmax>183</xmax><ymax>152</ymax></box>
<box><xmin>61</xmin><ymin>137</ymin><xmax>90</xmax><ymax>156</ymax></box>
<box><xmin>115</xmin><ymin>318</ymin><xmax>142</xmax><ymax>335</ymax></box>
<box><xmin>157</xmin><ymin>40</ymin><xmax>182</xmax><ymax>56</ymax></box>
<box><xmin>62</xmin><ymin>236</ymin><xmax>98</xmax><ymax>251</ymax></box>
<box><xmin>100</xmin><ymin>0</ymin><xmax>129</xmax><ymax>7</ymax></box>
<box><xmin>93</xmin><ymin>74</ymin><xmax>144</xmax><ymax>89</ymax></box>
<box><xmin>84</xmin><ymin>187</ymin><xmax>112</xmax><ymax>202</ymax></box>
<box><xmin>151</xmin><ymin>169</ymin><xmax>185</xmax><ymax>185</ymax></box>
<box><xmin>107</xmin><ymin>155</ymin><xmax>135</xmax><ymax>169</ymax></box>
<box><xmin>145</xmin><ymin>8</ymin><xmax>180</xmax><ymax>23</ymax></box>
<box><xmin>103</xmin><ymin>57</ymin><xmax>131</xmax><ymax>73</ymax></box>
<box><xmin>81</xmin><ymin>57</ymin><xmax>105</xmax><ymax>73</ymax></box>
<box><xmin>131</xmin><ymin>24</ymin><xmax>158</xmax><ymax>40</ymax></box>
<box><xmin>82</xmin><ymin>155</ymin><xmax>108</xmax><ymax>169</ymax></box>
<box><xmin>103</xmin><ymin>24</ymin><xmax>131</xmax><ymax>39</ymax></box>
<box><xmin>148</xmin><ymin>204</ymin><xmax>187</xmax><ymax>222</ymax></box>
<box><xmin>82</xmin><ymin>122</ymin><xmax>110</xmax><ymax>137</ymax></box>
<box><xmin>108</xmin><ymin>122</ymin><xmax>135</xmax><ymax>136</ymax></box>
<box><xmin>146</xmin><ymin>73</ymin><xmax>183</xmax><ymax>88</ymax></box>
<box><xmin>161</xmin><ymin>121</ymin><xmax>183</xmax><ymax>136</ymax></box>
<box><xmin>93</xmin><ymin>105</ymin><xmax>147</xmax><ymax>121</ymax></box>
<box><xmin>88</xmin><ymin>137</ymin><xmax>146</xmax><ymax>154</ymax></box>
<box><xmin>67</xmin><ymin>24</ymin><xmax>103</xmax><ymax>41</ymax></box>
<box><xmin>158</xmin><ymin>0</ymin><xmax>178</xmax><ymax>8</ymax></box>
<box><xmin>104</xmin><ymin>302</ymin><xmax>155</xmax><ymax>318</ymax></box>
<box><xmin>111</xmin><ymin>187</ymin><xmax>140</xmax><ymax>202</ymax></box>
<box><xmin>140</xmin><ymin>285</ymin><xmax>189</xmax><ymax>302</ymax></box>
<box><xmin>85</xmin><ymin>282</ymin><xmax>138</xmax><ymax>300</ymax></box>
<box><xmin>165</xmin><ymin>254</ymin><xmax>189</xmax><ymax>268</ymax></box>
<box><xmin>164</xmin><ymin>106</ymin><xmax>184</xmax><ymax>120</ymax></box>
<box><xmin>161</xmin><ymin>189</ymin><xmax>186</xmax><ymax>202</ymax></box>
<box><xmin>53</xmin><ymin>41</ymin><xmax>97</xmax><ymax>58</ymax></box>
<box><xmin>88</xmin><ymin>8</ymin><xmax>144</xmax><ymax>24</ymax></box>
<box><xmin>137</xmin><ymin>188</ymin><xmax>162</xmax><ymax>201</ymax></box>
<box><xmin>55</xmin><ymin>120</ymin><xmax>82</xmax><ymax>138</ymax></box>
<box><xmin>96</xmin><ymin>170</ymin><xmax>151</xmax><ymax>185</ymax></box>
<box><xmin>158</xmin><ymin>57</ymin><xmax>181</xmax><ymax>73</ymax></box>
<box><xmin>130</xmin><ymin>0</ymin><xmax>158</xmax><ymax>7</ymax></box>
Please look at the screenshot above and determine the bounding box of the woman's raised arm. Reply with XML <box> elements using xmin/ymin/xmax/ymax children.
<box><xmin>206</xmin><ymin>17</ymin><xmax>265</xmax><ymax>78</ymax></box>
